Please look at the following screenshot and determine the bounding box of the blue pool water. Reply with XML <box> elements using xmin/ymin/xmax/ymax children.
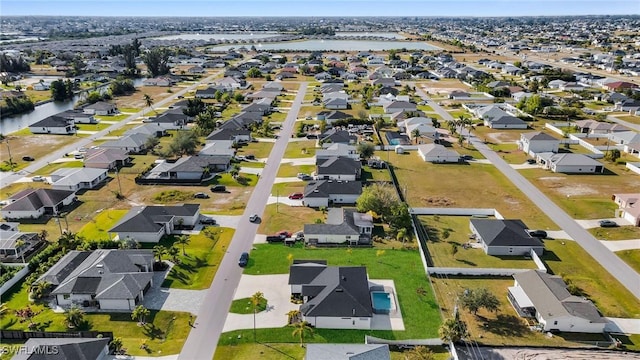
<box><xmin>388</xmin><ymin>139</ymin><xmax>400</xmax><ymax>145</ymax></box>
<box><xmin>371</xmin><ymin>292</ymin><xmax>392</xmax><ymax>310</ymax></box>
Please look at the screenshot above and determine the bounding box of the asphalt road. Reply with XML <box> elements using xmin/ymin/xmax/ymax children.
<box><xmin>414</xmin><ymin>89</ymin><xmax>640</xmax><ymax>299</ymax></box>
<box><xmin>178</xmin><ymin>82</ymin><xmax>307</xmax><ymax>360</ymax></box>
<box><xmin>0</xmin><ymin>72</ymin><xmax>222</xmax><ymax>189</ymax></box>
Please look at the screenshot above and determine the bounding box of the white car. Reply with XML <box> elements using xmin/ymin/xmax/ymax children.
<box><xmin>32</xmin><ymin>176</ymin><xmax>45</xmax><ymax>182</ymax></box>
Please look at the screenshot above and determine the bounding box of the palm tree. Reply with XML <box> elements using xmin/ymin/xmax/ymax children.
<box><xmin>152</xmin><ymin>245</ymin><xmax>167</xmax><ymax>263</ymax></box>
<box><xmin>15</xmin><ymin>239</ymin><xmax>26</xmax><ymax>263</ymax></box>
<box><xmin>411</xmin><ymin>129</ymin><xmax>421</xmax><ymax>144</ymax></box>
<box><xmin>132</xmin><ymin>305</ymin><xmax>150</xmax><ymax>325</ymax></box>
<box><xmin>175</xmin><ymin>235</ymin><xmax>190</xmax><ymax>256</ymax></box>
<box><xmin>65</xmin><ymin>306</ymin><xmax>85</xmax><ymax>329</ymax></box>
<box><xmin>143</xmin><ymin>93</ymin><xmax>154</xmax><ymax>116</ymax></box>
<box><xmin>0</xmin><ymin>303</ymin><xmax>8</xmax><ymax>317</ymax></box>
<box><xmin>30</xmin><ymin>281</ymin><xmax>51</xmax><ymax>301</ymax></box>
<box><xmin>286</xmin><ymin>309</ymin><xmax>300</xmax><ymax>325</ymax></box>
<box><xmin>58</xmin><ymin>231</ymin><xmax>78</xmax><ymax>250</ymax></box>
<box><xmin>291</xmin><ymin>320</ymin><xmax>313</xmax><ymax>347</ymax></box>
<box><xmin>38</xmin><ymin>229</ymin><xmax>48</xmax><ymax>242</ymax></box>
<box><xmin>251</xmin><ymin>291</ymin><xmax>266</xmax><ymax>342</ymax></box>
<box><xmin>439</xmin><ymin>310</ymin><xmax>468</xmax><ymax>343</ymax></box>
<box><xmin>167</xmin><ymin>246</ymin><xmax>180</xmax><ymax>264</ymax></box>
<box><xmin>109</xmin><ymin>337</ymin><xmax>124</xmax><ymax>354</ymax></box>
<box><xmin>457</xmin><ymin>115</ymin><xmax>472</xmax><ymax>146</ymax></box>
<box><xmin>404</xmin><ymin>345</ymin><xmax>435</xmax><ymax>360</ymax></box>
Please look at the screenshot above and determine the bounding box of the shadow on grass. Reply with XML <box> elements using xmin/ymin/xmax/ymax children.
<box><xmin>455</xmin><ymin>258</ymin><xmax>477</xmax><ymax>267</ymax></box>
<box><xmin>142</xmin><ymin>323</ymin><xmax>165</xmax><ymax>340</ymax></box>
<box><xmin>540</xmin><ymin>250</ymin><xmax>561</xmax><ymax>264</ymax></box>
<box><xmin>479</xmin><ymin>314</ymin><xmax>528</xmax><ymax>338</ymax></box>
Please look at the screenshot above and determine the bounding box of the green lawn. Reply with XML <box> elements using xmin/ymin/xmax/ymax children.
<box><xmin>32</xmin><ymin>161</ymin><xmax>84</xmax><ymax>175</ymax></box>
<box><xmin>238</xmin><ymin>161</ymin><xmax>265</xmax><ymax>169</ymax></box>
<box><xmin>271</xmin><ymin>182</ymin><xmax>305</xmax><ymax>198</ymax></box>
<box><xmin>76</xmin><ymin>123</ymin><xmax>112</xmax><ymax>132</ymax></box>
<box><xmin>210</xmin><ymin>173</ymin><xmax>258</xmax><ymax>187</ymax></box>
<box><xmin>162</xmin><ymin>227</ymin><xmax>234</xmax><ymax>289</ymax></box>
<box><xmin>267</xmin><ymin>111</ymin><xmax>287</xmax><ymax>122</ymax></box>
<box><xmin>420</xmin><ymin>216</ymin><xmax>538</xmax><ymax>269</ymax></box>
<box><xmin>94</xmin><ymin>114</ymin><xmax>130</xmax><ymax>122</ymax></box>
<box><xmin>276</xmin><ymin>164</ymin><xmax>315</xmax><ymax>178</ymax></box>
<box><xmin>542</xmin><ymin>240</ymin><xmax>640</xmax><ymax>318</ymax></box>
<box><xmin>229</xmin><ymin>297</ymin><xmax>267</xmax><ymax>314</ymax></box>
<box><xmin>77</xmin><ymin>209</ymin><xmax>128</xmax><ymax>240</ymax></box>
<box><xmin>361</xmin><ymin>166</ymin><xmax>392</xmax><ymax>182</ymax></box>
<box><xmin>257</xmin><ymin>204</ymin><xmax>319</xmax><ymax>235</ymax></box>
<box><xmin>214</xmin><ymin>343</ymin><xmax>307</xmax><ymax>360</ymax></box>
<box><xmin>237</xmin><ymin>142</ymin><xmax>274</xmax><ymax>159</ymax></box>
<box><xmin>617</xmin><ymin>249</ymin><xmax>640</xmax><ymax>274</ymax></box>
<box><xmin>383</xmin><ymin>151</ymin><xmax>556</xmax><ymax>230</ymax></box>
<box><xmin>117</xmin><ymin>107</ymin><xmax>141</xmax><ymax>113</ymax></box>
<box><xmin>588</xmin><ymin>226</ymin><xmax>640</xmax><ymax>240</ymax></box>
<box><xmin>0</xmin><ymin>283</ymin><xmax>191</xmax><ymax>356</ymax></box>
<box><xmin>223</xmin><ymin>243</ymin><xmax>441</xmax><ymax>344</ymax></box>
<box><xmin>284</xmin><ymin>140</ymin><xmax>317</xmax><ymax>158</ymax></box>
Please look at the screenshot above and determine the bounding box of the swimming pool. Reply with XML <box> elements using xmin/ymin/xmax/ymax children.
<box><xmin>388</xmin><ymin>139</ymin><xmax>400</xmax><ymax>145</ymax></box>
<box><xmin>371</xmin><ymin>291</ymin><xmax>393</xmax><ymax>314</ymax></box>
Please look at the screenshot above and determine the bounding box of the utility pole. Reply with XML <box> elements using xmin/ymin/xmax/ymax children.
<box><xmin>116</xmin><ymin>168</ymin><xmax>123</xmax><ymax>196</ymax></box>
<box><xmin>4</xmin><ymin>137</ymin><xmax>14</xmax><ymax>171</ymax></box>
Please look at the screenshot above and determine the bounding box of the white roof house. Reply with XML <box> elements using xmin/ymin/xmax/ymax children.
<box><xmin>417</xmin><ymin>143</ymin><xmax>460</xmax><ymax>163</ymax></box>
<box><xmin>50</xmin><ymin>168</ymin><xmax>109</xmax><ymax>192</ymax></box>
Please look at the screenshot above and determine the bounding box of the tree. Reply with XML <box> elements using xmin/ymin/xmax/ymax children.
<box><xmin>29</xmin><ymin>281</ymin><xmax>51</xmax><ymax>300</ymax></box>
<box><xmin>451</xmin><ymin>243</ymin><xmax>459</xmax><ymax>258</ymax></box>
<box><xmin>439</xmin><ymin>310</ymin><xmax>468</xmax><ymax>343</ymax></box>
<box><xmin>356</xmin><ymin>183</ymin><xmax>397</xmax><ymax>218</ymax></box>
<box><xmin>291</xmin><ymin>320</ymin><xmax>313</xmax><ymax>347</ymax></box>
<box><xmin>15</xmin><ymin>239</ymin><xmax>26</xmax><ymax>263</ymax></box>
<box><xmin>109</xmin><ymin>337</ymin><xmax>124</xmax><ymax>354</ymax></box>
<box><xmin>175</xmin><ymin>235</ymin><xmax>190</xmax><ymax>256</ymax></box>
<box><xmin>404</xmin><ymin>346</ymin><xmax>435</xmax><ymax>360</ymax></box>
<box><xmin>286</xmin><ymin>309</ymin><xmax>300</xmax><ymax>325</ymax></box>
<box><xmin>132</xmin><ymin>305</ymin><xmax>150</xmax><ymax>325</ymax></box>
<box><xmin>457</xmin><ymin>115</ymin><xmax>472</xmax><ymax>146</ymax></box>
<box><xmin>65</xmin><ymin>306</ymin><xmax>85</xmax><ymax>328</ymax></box>
<box><xmin>16</xmin><ymin>307</ymin><xmax>35</xmax><ymax>327</ymax></box>
<box><xmin>143</xmin><ymin>93</ymin><xmax>154</xmax><ymax>115</ymax></box>
<box><xmin>183</xmin><ymin>98</ymin><xmax>206</xmax><ymax>117</ymax></box>
<box><xmin>251</xmin><ymin>291</ymin><xmax>266</xmax><ymax>342</ymax></box>
<box><xmin>246</xmin><ymin>68</ymin><xmax>262</xmax><ymax>78</ymax></box>
<box><xmin>604</xmin><ymin>148</ymin><xmax>620</xmax><ymax>162</ymax></box>
<box><xmin>388</xmin><ymin>202</ymin><xmax>411</xmax><ymax>233</ymax></box>
<box><xmin>58</xmin><ymin>231</ymin><xmax>79</xmax><ymax>250</ymax></box>
<box><xmin>357</xmin><ymin>142</ymin><xmax>375</xmax><ymax>160</ymax></box>
<box><xmin>153</xmin><ymin>245</ymin><xmax>167</xmax><ymax>263</ymax></box>
<box><xmin>143</xmin><ymin>48</ymin><xmax>171</xmax><ymax>77</ymax></box>
<box><xmin>169</xmin><ymin>131</ymin><xmax>198</xmax><ymax>157</ymax></box>
<box><xmin>194</xmin><ymin>108</ymin><xmax>217</xmax><ymax>136</ymax></box>
<box><xmin>459</xmin><ymin>288</ymin><xmax>500</xmax><ymax>315</ymax></box>
<box><xmin>50</xmin><ymin>80</ymin><xmax>70</xmax><ymax>101</ymax></box>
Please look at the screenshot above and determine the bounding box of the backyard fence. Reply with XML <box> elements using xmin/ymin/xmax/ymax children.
<box><xmin>0</xmin><ymin>330</ymin><xmax>113</xmax><ymax>340</ymax></box>
<box><xmin>0</xmin><ymin>266</ymin><xmax>29</xmax><ymax>297</ymax></box>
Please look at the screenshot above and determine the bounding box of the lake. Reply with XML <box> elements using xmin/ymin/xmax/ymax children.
<box><xmin>335</xmin><ymin>32</ymin><xmax>406</xmax><ymax>39</ymax></box>
<box><xmin>210</xmin><ymin>39</ymin><xmax>440</xmax><ymax>52</ymax></box>
<box><xmin>153</xmin><ymin>33</ymin><xmax>280</xmax><ymax>41</ymax></box>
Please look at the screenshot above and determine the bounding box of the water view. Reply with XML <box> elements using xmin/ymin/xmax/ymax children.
<box><xmin>335</xmin><ymin>32</ymin><xmax>406</xmax><ymax>39</ymax></box>
<box><xmin>211</xmin><ymin>39</ymin><xmax>440</xmax><ymax>52</ymax></box>
<box><xmin>153</xmin><ymin>33</ymin><xmax>280</xmax><ymax>41</ymax></box>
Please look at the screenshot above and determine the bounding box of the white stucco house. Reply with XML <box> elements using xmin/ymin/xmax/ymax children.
<box><xmin>37</xmin><ymin>249</ymin><xmax>154</xmax><ymax>311</ymax></box>
<box><xmin>50</xmin><ymin>168</ymin><xmax>109</xmax><ymax>192</ymax></box>
<box><xmin>29</xmin><ymin>115</ymin><xmax>76</xmax><ymax>135</ymax></box>
<box><xmin>417</xmin><ymin>143</ymin><xmax>460</xmax><ymax>163</ymax></box>
<box><xmin>303</xmin><ymin>208</ymin><xmax>373</xmax><ymax>245</ymax></box>
<box><xmin>509</xmin><ymin>270</ymin><xmax>608</xmax><ymax>333</ymax></box>
<box><xmin>518</xmin><ymin>131</ymin><xmax>560</xmax><ymax>156</ymax></box>
<box><xmin>109</xmin><ymin>204</ymin><xmax>200</xmax><ymax>243</ymax></box>
<box><xmin>613</xmin><ymin>193</ymin><xmax>640</xmax><ymax>226</ymax></box>
<box><xmin>536</xmin><ymin>153</ymin><xmax>604</xmax><ymax>174</ymax></box>
<box><xmin>302</xmin><ymin>180</ymin><xmax>362</xmax><ymax>208</ymax></box>
<box><xmin>1</xmin><ymin>189</ymin><xmax>76</xmax><ymax>220</ymax></box>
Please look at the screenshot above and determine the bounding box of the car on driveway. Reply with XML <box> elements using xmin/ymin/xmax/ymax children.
<box><xmin>210</xmin><ymin>185</ymin><xmax>226</xmax><ymax>192</ymax></box>
<box><xmin>238</xmin><ymin>252</ymin><xmax>249</xmax><ymax>267</ymax></box>
<box><xmin>32</xmin><ymin>176</ymin><xmax>45</xmax><ymax>182</ymax></box>
<box><xmin>194</xmin><ymin>192</ymin><xmax>210</xmax><ymax>199</ymax></box>
<box><xmin>22</xmin><ymin>156</ymin><xmax>35</xmax><ymax>161</ymax></box>
<box><xmin>527</xmin><ymin>159</ymin><xmax>537</xmax><ymax>164</ymax></box>
<box><xmin>200</xmin><ymin>216</ymin><xmax>216</xmax><ymax>225</ymax></box>
<box><xmin>249</xmin><ymin>214</ymin><xmax>260</xmax><ymax>223</ymax></box>
<box><xmin>599</xmin><ymin>220</ymin><xmax>618</xmax><ymax>228</ymax></box>
<box><xmin>288</xmin><ymin>193</ymin><xmax>303</xmax><ymax>200</ymax></box>
<box><xmin>528</xmin><ymin>230</ymin><xmax>547</xmax><ymax>238</ymax></box>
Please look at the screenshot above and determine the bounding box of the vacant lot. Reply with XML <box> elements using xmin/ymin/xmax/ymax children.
<box><xmin>588</xmin><ymin>226</ymin><xmax>640</xmax><ymax>240</ymax></box>
<box><xmin>384</xmin><ymin>151</ymin><xmax>556</xmax><ymax>230</ymax></box>
<box><xmin>77</xmin><ymin>209</ymin><xmax>128</xmax><ymax>240</ymax></box>
<box><xmin>617</xmin><ymin>249</ymin><xmax>640</xmax><ymax>274</ymax></box>
<box><xmin>420</xmin><ymin>216</ymin><xmax>538</xmax><ymax>269</ymax></box>
<box><xmin>276</xmin><ymin>163</ymin><xmax>315</xmax><ymax>178</ymax></box>
<box><xmin>2</xmin><ymin>134</ymin><xmax>78</xmax><ymax>172</ymax></box>
<box><xmin>236</xmin><ymin>141</ymin><xmax>274</xmax><ymax>159</ymax></box>
<box><xmin>520</xmin><ymin>165</ymin><xmax>640</xmax><ymax>219</ymax></box>
<box><xmin>258</xmin><ymin>203</ymin><xmax>319</xmax><ymax>235</ymax></box>
<box><xmin>284</xmin><ymin>140</ymin><xmax>317</xmax><ymax>158</ymax></box>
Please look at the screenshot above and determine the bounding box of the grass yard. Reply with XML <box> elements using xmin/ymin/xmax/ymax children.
<box><xmin>267</xmin><ymin>111</ymin><xmax>287</xmax><ymax>122</ymax></box>
<box><xmin>209</xmin><ymin>173</ymin><xmax>259</xmax><ymax>187</ymax></box>
<box><xmin>219</xmin><ymin>243</ymin><xmax>440</xmax><ymax>345</ymax></box>
<box><xmin>162</xmin><ymin>227</ymin><xmax>234</xmax><ymax>289</ymax></box>
<box><xmin>271</xmin><ymin>181</ymin><xmax>305</xmax><ymax>198</ymax></box>
<box><xmin>0</xmin><ymin>283</ymin><xmax>191</xmax><ymax>356</ymax></box>
<box><xmin>31</xmin><ymin>160</ymin><xmax>84</xmax><ymax>175</ymax></box>
<box><xmin>229</xmin><ymin>297</ymin><xmax>268</xmax><ymax>314</ymax></box>
<box><xmin>76</xmin><ymin>123</ymin><xmax>112</xmax><ymax>132</ymax></box>
<box><xmin>298</xmin><ymin>106</ymin><xmax>323</xmax><ymax>118</ymax></box>
<box><xmin>283</xmin><ymin>140</ymin><xmax>318</xmax><ymax>158</ymax></box>
<box><xmin>520</xmin><ymin>167</ymin><xmax>638</xmax><ymax>219</ymax></box>
<box><xmin>420</xmin><ymin>216</ymin><xmax>538</xmax><ymax>269</ymax></box>
<box><xmin>588</xmin><ymin>226</ymin><xmax>640</xmax><ymax>240</ymax></box>
<box><xmin>616</xmin><ymin>249</ymin><xmax>640</xmax><ymax>274</ymax></box>
<box><xmin>542</xmin><ymin>240</ymin><xmax>640</xmax><ymax>318</ymax></box>
<box><xmin>237</xmin><ymin>141</ymin><xmax>274</xmax><ymax>159</ymax></box>
<box><xmin>276</xmin><ymin>164</ymin><xmax>315</xmax><ymax>178</ymax></box>
<box><xmin>77</xmin><ymin>209</ymin><xmax>128</xmax><ymax>240</ymax></box>
<box><xmin>384</xmin><ymin>151</ymin><xmax>556</xmax><ymax>230</ymax></box>
<box><xmin>258</xmin><ymin>204</ymin><xmax>319</xmax><ymax>234</ymax></box>
<box><xmin>95</xmin><ymin>114</ymin><xmax>130</xmax><ymax>122</ymax></box>
<box><xmin>361</xmin><ymin>166</ymin><xmax>392</xmax><ymax>182</ymax></box>
<box><xmin>214</xmin><ymin>343</ymin><xmax>306</xmax><ymax>360</ymax></box>
<box><xmin>1</xmin><ymin>134</ymin><xmax>78</xmax><ymax>172</ymax></box>
<box><xmin>617</xmin><ymin>115</ymin><xmax>640</xmax><ymax>125</ymax></box>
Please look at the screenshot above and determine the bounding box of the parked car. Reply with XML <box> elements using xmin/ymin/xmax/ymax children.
<box><xmin>210</xmin><ymin>185</ymin><xmax>226</xmax><ymax>192</ymax></box>
<box><xmin>288</xmin><ymin>193</ymin><xmax>303</xmax><ymax>200</ymax></box>
<box><xmin>22</xmin><ymin>156</ymin><xmax>35</xmax><ymax>161</ymax></box>
<box><xmin>238</xmin><ymin>252</ymin><xmax>249</xmax><ymax>267</ymax></box>
<box><xmin>200</xmin><ymin>216</ymin><xmax>216</xmax><ymax>225</ymax></box>
<box><xmin>249</xmin><ymin>214</ymin><xmax>260</xmax><ymax>223</ymax></box>
<box><xmin>194</xmin><ymin>192</ymin><xmax>210</xmax><ymax>199</ymax></box>
<box><xmin>245</xmin><ymin>154</ymin><xmax>255</xmax><ymax>160</ymax></box>
<box><xmin>300</xmin><ymin>175</ymin><xmax>313</xmax><ymax>181</ymax></box>
<box><xmin>32</xmin><ymin>176</ymin><xmax>45</xmax><ymax>182</ymax></box>
<box><xmin>528</xmin><ymin>230</ymin><xmax>547</xmax><ymax>238</ymax></box>
<box><xmin>277</xmin><ymin>230</ymin><xmax>292</xmax><ymax>238</ymax></box>
<box><xmin>295</xmin><ymin>232</ymin><xmax>305</xmax><ymax>241</ymax></box>
<box><xmin>306</xmin><ymin>134</ymin><xmax>318</xmax><ymax>139</ymax></box>
<box><xmin>266</xmin><ymin>234</ymin><xmax>285</xmax><ymax>243</ymax></box>
<box><xmin>74</xmin><ymin>153</ymin><xmax>85</xmax><ymax>159</ymax></box>
<box><xmin>599</xmin><ymin>220</ymin><xmax>618</xmax><ymax>228</ymax></box>
<box><xmin>296</xmin><ymin>173</ymin><xmax>308</xmax><ymax>179</ymax></box>
<box><xmin>527</xmin><ymin>159</ymin><xmax>537</xmax><ymax>164</ymax></box>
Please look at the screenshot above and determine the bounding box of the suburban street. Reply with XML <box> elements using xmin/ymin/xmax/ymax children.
<box><xmin>414</xmin><ymin>88</ymin><xmax>640</xmax><ymax>299</ymax></box>
<box><xmin>0</xmin><ymin>71</ymin><xmax>223</xmax><ymax>189</ymax></box>
<box><xmin>178</xmin><ymin>82</ymin><xmax>307</xmax><ymax>360</ymax></box>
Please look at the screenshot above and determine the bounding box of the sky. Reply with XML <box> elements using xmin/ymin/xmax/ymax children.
<box><xmin>1</xmin><ymin>0</ymin><xmax>638</xmax><ymax>17</ymax></box>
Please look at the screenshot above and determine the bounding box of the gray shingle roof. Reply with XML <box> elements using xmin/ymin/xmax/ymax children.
<box><xmin>110</xmin><ymin>204</ymin><xmax>200</xmax><ymax>233</ymax></box>
<box><xmin>471</xmin><ymin>219</ymin><xmax>543</xmax><ymax>248</ymax></box>
<box><xmin>304</xmin><ymin>180</ymin><xmax>362</xmax><ymax>198</ymax></box>
<box><xmin>316</xmin><ymin>156</ymin><xmax>361</xmax><ymax>176</ymax></box>
<box><xmin>3</xmin><ymin>189</ymin><xmax>75</xmax><ymax>212</ymax></box>
<box><xmin>305</xmin><ymin>344</ymin><xmax>390</xmax><ymax>360</ymax></box>
<box><xmin>14</xmin><ymin>338</ymin><xmax>110</xmax><ymax>360</ymax></box>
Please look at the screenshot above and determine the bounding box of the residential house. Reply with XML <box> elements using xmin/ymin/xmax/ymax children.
<box><xmin>83</xmin><ymin>148</ymin><xmax>131</xmax><ymax>170</ymax></box>
<box><xmin>316</xmin><ymin>156</ymin><xmax>361</xmax><ymax>181</ymax></box>
<box><xmin>14</xmin><ymin>338</ymin><xmax>110</xmax><ymax>360</ymax></box>
<box><xmin>83</xmin><ymin>101</ymin><xmax>117</xmax><ymax>116</ymax></box>
<box><xmin>316</xmin><ymin>110</ymin><xmax>350</xmax><ymax>124</ymax></box>
<box><xmin>417</xmin><ymin>143</ymin><xmax>460</xmax><ymax>163</ymax></box>
<box><xmin>573</xmin><ymin>120</ymin><xmax>628</xmax><ymax>134</ymax></box>
<box><xmin>57</xmin><ymin>110</ymin><xmax>97</xmax><ymax>124</ymax></box>
<box><xmin>99</xmin><ymin>133</ymin><xmax>149</xmax><ymax>154</ymax></box>
<box><xmin>144</xmin><ymin>155</ymin><xmax>230</xmax><ymax>182</ymax></box>
<box><xmin>609</xmin><ymin>131</ymin><xmax>640</xmax><ymax>157</ymax></box>
<box><xmin>50</xmin><ymin>168</ymin><xmax>109</xmax><ymax>192</ymax></box>
<box><xmin>508</xmin><ymin>270</ymin><xmax>608</xmax><ymax>333</ymax></box>
<box><xmin>604</xmin><ymin>81</ymin><xmax>637</xmax><ymax>92</ymax></box>
<box><xmin>323</xmin><ymin>92</ymin><xmax>349</xmax><ymax>110</ymax></box>
<box><xmin>469</xmin><ymin>218</ymin><xmax>544</xmax><ymax>256</ymax></box>
<box><xmin>37</xmin><ymin>249</ymin><xmax>154</xmax><ymax>311</ymax></box>
<box><xmin>304</xmin><ymin>344</ymin><xmax>390</xmax><ymax>360</ymax></box>
<box><xmin>305</xmin><ymin>344</ymin><xmax>390</xmax><ymax>360</ymax></box>
<box><xmin>449</xmin><ymin>90</ymin><xmax>470</xmax><ymax>99</ymax></box>
<box><xmin>124</xmin><ymin>123</ymin><xmax>170</xmax><ymax>138</ymax></box>
<box><xmin>199</xmin><ymin>140</ymin><xmax>236</xmax><ymax>157</ymax></box>
<box><xmin>613</xmin><ymin>193</ymin><xmax>640</xmax><ymax>226</ymax></box>
<box><xmin>316</xmin><ymin>143</ymin><xmax>360</xmax><ymax>160</ymax></box>
<box><xmin>536</xmin><ymin>153</ymin><xmax>604</xmax><ymax>174</ymax></box>
<box><xmin>303</xmin><ymin>208</ymin><xmax>373</xmax><ymax>246</ymax></box>
<box><xmin>319</xmin><ymin>129</ymin><xmax>357</xmax><ymax>145</ymax></box>
<box><xmin>518</xmin><ymin>131</ymin><xmax>560</xmax><ymax>155</ymax></box>
<box><xmin>143</xmin><ymin>77</ymin><xmax>173</xmax><ymax>87</ymax></box>
<box><xmin>372</xmin><ymin>78</ymin><xmax>396</xmax><ymax>87</ymax></box>
<box><xmin>288</xmin><ymin>260</ymin><xmax>373</xmax><ymax>329</ymax></box>
<box><xmin>109</xmin><ymin>204</ymin><xmax>200</xmax><ymax>243</ymax></box>
<box><xmin>0</xmin><ymin>223</ymin><xmax>39</xmax><ymax>260</ymax></box>
<box><xmin>1</xmin><ymin>189</ymin><xmax>76</xmax><ymax>220</ymax></box>
<box><xmin>242</xmin><ymin>100</ymin><xmax>271</xmax><ymax>115</ymax></box>
<box><xmin>29</xmin><ymin>115</ymin><xmax>76</xmax><ymax>135</ymax></box>
<box><xmin>383</xmin><ymin>101</ymin><xmax>416</xmax><ymax>114</ymax></box>
<box><xmin>206</xmin><ymin>128</ymin><xmax>252</xmax><ymax>144</ymax></box>
<box><xmin>302</xmin><ymin>180</ymin><xmax>362</xmax><ymax>208</ymax></box>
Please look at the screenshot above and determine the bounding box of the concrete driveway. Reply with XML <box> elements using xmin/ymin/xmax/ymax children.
<box><xmin>200</xmin><ymin>214</ymin><xmax>241</xmax><ymax>229</ymax></box>
<box><xmin>142</xmin><ymin>266</ymin><xmax>207</xmax><ymax>315</ymax></box>
<box><xmin>600</xmin><ymin>240</ymin><xmax>640</xmax><ymax>252</ymax></box>
<box><xmin>267</xmin><ymin>195</ymin><xmax>303</xmax><ymax>206</ymax></box>
<box><xmin>575</xmin><ymin>218</ymin><xmax>631</xmax><ymax>229</ymax></box>
<box><xmin>274</xmin><ymin>176</ymin><xmax>302</xmax><ymax>183</ymax></box>
<box><xmin>222</xmin><ymin>274</ymin><xmax>299</xmax><ymax>332</ymax></box>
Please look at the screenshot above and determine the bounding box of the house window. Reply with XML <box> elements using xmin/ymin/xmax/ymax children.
<box><xmin>63</xmin><ymin>294</ymin><xmax>70</xmax><ymax>299</ymax></box>
<box><xmin>553</xmin><ymin>321</ymin><xmax>558</xmax><ymax>325</ymax></box>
